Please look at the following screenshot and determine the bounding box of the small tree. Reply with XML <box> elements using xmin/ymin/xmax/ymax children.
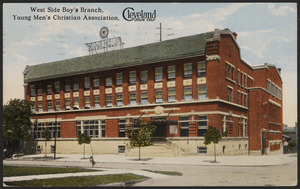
<box><xmin>43</xmin><ymin>128</ymin><xmax>51</xmax><ymax>157</ymax></box>
<box><xmin>126</xmin><ymin>121</ymin><xmax>156</xmax><ymax>160</ymax></box>
<box><xmin>77</xmin><ymin>134</ymin><xmax>91</xmax><ymax>159</ymax></box>
<box><xmin>204</xmin><ymin>126</ymin><xmax>222</xmax><ymax>163</ymax></box>
<box><xmin>288</xmin><ymin>141</ymin><xmax>296</xmax><ymax>153</ymax></box>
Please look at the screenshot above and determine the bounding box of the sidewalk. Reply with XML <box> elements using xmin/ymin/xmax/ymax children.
<box><xmin>4</xmin><ymin>153</ymin><xmax>297</xmax><ymax>167</ymax></box>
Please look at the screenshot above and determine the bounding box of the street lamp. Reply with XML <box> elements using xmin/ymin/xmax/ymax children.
<box><xmin>54</xmin><ymin>108</ymin><xmax>57</xmax><ymax>160</ymax></box>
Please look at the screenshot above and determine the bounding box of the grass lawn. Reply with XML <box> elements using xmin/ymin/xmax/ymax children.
<box><xmin>142</xmin><ymin>169</ymin><xmax>182</xmax><ymax>176</ymax></box>
<box><xmin>3</xmin><ymin>166</ymin><xmax>99</xmax><ymax>177</ymax></box>
<box><xmin>4</xmin><ymin>174</ymin><xmax>147</xmax><ymax>187</ymax></box>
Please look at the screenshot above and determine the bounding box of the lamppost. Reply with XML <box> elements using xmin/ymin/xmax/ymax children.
<box><xmin>54</xmin><ymin>108</ymin><xmax>57</xmax><ymax>160</ymax></box>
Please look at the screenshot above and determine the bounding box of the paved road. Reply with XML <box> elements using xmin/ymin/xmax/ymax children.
<box><xmin>3</xmin><ymin>154</ymin><xmax>297</xmax><ymax>187</ymax></box>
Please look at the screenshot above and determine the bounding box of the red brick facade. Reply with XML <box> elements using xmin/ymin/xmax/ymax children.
<box><xmin>24</xmin><ymin>29</ymin><xmax>283</xmax><ymax>155</ymax></box>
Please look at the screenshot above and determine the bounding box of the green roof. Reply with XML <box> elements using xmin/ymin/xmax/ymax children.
<box><xmin>24</xmin><ymin>31</ymin><xmax>216</xmax><ymax>82</ymax></box>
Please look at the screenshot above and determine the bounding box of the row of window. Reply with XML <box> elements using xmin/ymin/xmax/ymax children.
<box><xmin>29</xmin><ymin>62</ymin><xmax>206</xmax><ymax>96</ymax></box>
<box><xmin>267</xmin><ymin>79</ymin><xmax>282</xmax><ymax>100</ymax></box>
<box><xmin>225</xmin><ymin>61</ymin><xmax>253</xmax><ymax>88</ymax></box>
<box><xmin>32</xmin><ymin>86</ymin><xmax>208</xmax><ymax>112</ymax></box>
<box><xmin>32</xmin><ymin>122</ymin><xmax>61</xmax><ymax>139</ymax></box>
<box><xmin>227</xmin><ymin>87</ymin><xmax>248</xmax><ymax>107</ymax></box>
<box><xmin>222</xmin><ymin>116</ymin><xmax>247</xmax><ymax>137</ymax></box>
<box><xmin>77</xmin><ymin>120</ymin><xmax>106</xmax><ymax>138</ymax></box>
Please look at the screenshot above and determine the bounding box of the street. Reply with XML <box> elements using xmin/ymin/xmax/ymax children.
<box><xmin>3</xmin><ymin>154</ymin><xmax>297</xmax><ymax>187</ymax></box>
<box><xmin>97</xmin><ymin>158</ymin><xmax>297</xmax><ymax>186</ymax></box>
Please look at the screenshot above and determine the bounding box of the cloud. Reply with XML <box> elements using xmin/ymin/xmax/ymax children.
<box><xmin>268</xmin><ymin>3</ymin><xmax>296</xmax><ymax>16</ymax></box>
<box><xmin>240</xmin><ymin>45</ymin><xmax>264</xmax><ymax>58</ymax></box>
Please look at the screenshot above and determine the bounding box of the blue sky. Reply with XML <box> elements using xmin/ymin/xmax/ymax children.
<box><xmin>3</xmin><ymin>3</ymin><xmax>297</xmax><ymax>126</ymax></box>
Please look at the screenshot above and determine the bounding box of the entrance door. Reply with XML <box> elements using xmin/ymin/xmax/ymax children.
<box><xmin>261</xmin><ymin>131</ymin><xmax>266</xmax><ymax>155</ymax></box>
<box><xmin>152</xmin><ymin>117</ymin><xmax>167</xmax><ymax>137</ymax></box>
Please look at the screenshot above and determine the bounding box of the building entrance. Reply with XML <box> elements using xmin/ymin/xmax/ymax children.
<box><xmin>152</xmin><ymin>117</ymin><xmax>167</xmax><ymax>137</ymax></box>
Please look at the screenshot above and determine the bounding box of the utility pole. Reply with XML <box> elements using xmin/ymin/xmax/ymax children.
<box><xmin>54</xmin><ymin>109</ymin><xmax>57</xmax><ymax>160</ymax></box>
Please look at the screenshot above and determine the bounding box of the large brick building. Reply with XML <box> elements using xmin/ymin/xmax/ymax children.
<box><xmin>23</xmin><ymin>28</ymin><xmax>283</xmax><ymax>156</ymax></box>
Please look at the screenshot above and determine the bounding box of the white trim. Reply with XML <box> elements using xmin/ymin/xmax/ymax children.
<box><xmin>225</xmin><ymin>61</ymin><xmax>235</xmax><ymax>68</ymax></box>
<box><xmin>268</xmin><ymin>99</ymin><xmax>281</xmax><ymax>108</ymax></box>
<box><xmin>31</xmin><ymin>118</ymin><xmax>62</xmax><ymax>122</ymax></box>
<box><xmin>33</xmin><ymin>98</ymin><xmax>249</xmax><ymax>116</ymax></box>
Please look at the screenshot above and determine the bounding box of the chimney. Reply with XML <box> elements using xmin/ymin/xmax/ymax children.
<box><xmin>232</xmin><ymin>32</ymin><xmax>237</xmax><ymax>40</ymax></box>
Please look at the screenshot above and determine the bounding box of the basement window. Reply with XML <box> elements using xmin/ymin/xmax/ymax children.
<box><xmin>118</xmin><ymin>146</ymin><xmax>125</xmax><ymax>153</ymax></box>
<box><xmin>197</xmin><ymin>146</ymin><xmax>207</xmax><ymax>154</ymax></box>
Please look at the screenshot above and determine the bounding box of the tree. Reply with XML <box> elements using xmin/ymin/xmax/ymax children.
<box><xmin>126</xmin><ymin>121</ymin><xmax>156</xmax><ymax>160</ymax></box>
<box><xmin>77</xmin><ymin>134</ymin><xmax>91</xmax><ymax>159</ymax></box>
<box><xmin>3</xmin><ymin>99</ymin><xmax>33</xmax><ymax>153</ymax></box>
<box><xmin>43</xmin><ymin>128</ymin><xmax>51</xmax><ymax>157</ymax></box>
<box><xmin>204</xmin><ymin>126</ymin><xmax>222</xmax><ymax>163</ymax></box>
<box><xmin>288</xmin><ymin>141</ymin><xmax>296</xmax><ymax>153</ymax></box>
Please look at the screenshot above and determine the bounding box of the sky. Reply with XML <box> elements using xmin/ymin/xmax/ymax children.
<box><xmin>3</xmin><ymin>3</ymin><xmax>297</xmax><ymax>127</ymax></box>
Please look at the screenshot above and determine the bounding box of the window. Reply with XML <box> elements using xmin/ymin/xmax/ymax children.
<box><xmin>30</xmin><ymin>85</ymin><xmax>35</xmax><ymax>96</ymax></box>
<box><xmin>55</xmin><ymin>81</ymin><xmax>60</xmax><ymax>93</ymax></box>
<box><xmin>180</xmin><ymin>116</ymin><xmax>189</xmax><ymax>137</ymax></box>
<box><xmin>141</xmin><ymin>70</ymin><xmax>148</xmax><ymax>83</ymax></box>
<box><xmin>31</xmin><ymin>102</ymin><xmax>36</xmax><ymax>112</ymax></box>
<box><xmin>222</xmin><ymin>116</ymin><xmax>232</xmax><ymax>134</ymax></box>
<box><xmin>228</xmin><ymin>87</ymin><xmax>233</xmax><ymax>102</ymax></box>
<box><xmin>118</xmin><ymin>146</ymin><xmax>125</xmax><ymax>153</ymax></box>
<box><xmin>198</xmin><ymin>85</ymin><xmax>207</xmax><ymax>100</ymax></box>
<box><xmin>184</xmin><ymin>87</ymin><xmax>193</xmax><ymax>101</ymax></box>
<box><xmin>101</xmin><ymin>120</ymin><xmax>106</xmax><ymax>137</ymax></box>
<box><xmin>168</xmin><ymin>65</ymin><xmax>176</xmax><ymax>79</ymax></box>
<box><xmin>225</xmin><ymin>62</ymin><xmax>235</xmax><ymax>80</ymax></box>
<box><xmin>73</xmin><ymin>78</ymin><xmax>79</xmax><ymax>91</ymax></box>
<box><xmin>168</xmin><ymin>88</ymin><xmax>176</xmax><ymax>102</ymax></box>
<box><xmin>129</xmin><ymin>71</ymin><xmax>136</xmax><ymax>85</ymax></box>
<box><xmin>78</xmin><ymin>120</ymin><xmax>99</xmax><ymax>138</ymax></box>
<box><xmin>244</xmin><ymin>94</ymin><xmax>247</xmax><ymax>107</ymax></box>
<box><xmin>106</xmin><ymin>95</ymin><xmax>112</xmax><ymax>107</ymax></box>
<box><xmin>84</xmin><ymin>77</ymin><xmax>90</xmax><ymax>90</ymax></box>
<box><xmin>198</xmin><ymin>116</ymin><xmax>208</xmax><ymax>136</ymax></box>
<box><xmin>32</xmin><ymin>122</ymin><xmax>45</xmax><ymax>139</ymax></box>
<box><xmin>73</xmin><ymin>98</ymin><xmax>79</xmax><ymax>109</ymax></box>
<box><xmin>106</xmin><ymin>75</ymin><xmax>112</xmax><ymax>87</ymax></box>
<box><xmin>184</xmin><ymin>63</ymin><xmax>192</xmax><ymax>78</ymax></box>
<box><xmin>32</xmin><ymin>122</ymin><xmax>61</xmax><ymax>139</ymax></box>
<box><xmin>155</xmin><ymin>67</ymin><xmax>163</xmax><ymax>82</ymax></box>
<box><xmin>155</xmin><ymin>90</ymin><xmax>163</xmax><ymax>103</ymax></box>
<box><xmin>55</xmin><ymin>100</ymin><xmax>60</xmax><ymax>111</ymax></box>
<box><xmin>85</xmin><ymin>97</ymin><xmax>90</xmax><ymax>108</ymax></box>
<box><xmin>130</xmin><ymin>92</ymin><xmax>137</xmax><ymax>105</ymax></box>
<box><xmin>65</xmin><ymin>80</ymin><xmax>70</xmax><ymax>92</ymax></box>
<box><xmin>141</xmin><ymin>91</ymin><xmax>148</xmax><ymax>105</ymax></box>
<box><xmin>38</xmin><ymin>87</ymin><xmax>43</xmax><ymax>96</ymax></box>
<box><xmin>237</xmin><ymin>91</ymin><xmax>240</xmax><ymax>104</ymax></box>
<box><xmin>119</xmin><ymin>119</ymin><xmax>126</xmax><ymax>137</ymax></box>
<box><xmin>237</xmin><ymin>70</ymin><xmax>240</xmax><ymax>85</ymax></box>
<box><xmin>38</xmin><ymin>102</ymin><xmax>43</xmax><ymax>112</ymax></box>
<box><xmin>47</xmin><ymin>101</ymin><xmax>52</xmax><ymax>111</ymax></box>
<box><xmin>116</xmin><ymin>72</ymin><xmax>123</xmax><ymax>86</ymax></box>
<box><xmin>198</xmin><ymin>147</ymin><xmax>207</xmax><ymax>154</ymax></box>
<box><xmin>47</xmin><ymin>83</ymin><xmax>52</xmax><ymax>95</ymax></box>
<box><xmin>65</xmin><ymin>99</ymin><xmax>71</xmax><ymax>110</ymax></box>
<box><xmin>117</xmin><ymin>94</ymin><xmax>123</xmax><ymax>106</ymax></box>
<box><xmin>245</xmin><ymin>76</ymin><xmax>247</xmax><ymax>88</ymax></box>
<box><xmin>241</xmin><ymin>73</ymin><xmax>244</xmax><ymax>87</ymax></box>
<box><xmin>47</xmin><ymin>122</ymin><xmax>61</xmax><ymax>138</ymax></box>
<box><xmin>198</xmin><ymin>61</ymin><xmax>206</xmax><ymax>77</ymax></box>
<box><xmin>93</xmin><ymin>75</ymin><xmax>100</xmax><ymax>88</ymax></box>
<box><xmin>94</xmin><ymin>96</ymin><xmax>100</xmax><ymax>108</ymax></box>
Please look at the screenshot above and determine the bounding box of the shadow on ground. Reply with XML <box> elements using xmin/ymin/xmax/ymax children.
<box><xmin>129</xmin><ymin>158</ymin><xmax>153</xmax><ymax>161</ymax></box>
